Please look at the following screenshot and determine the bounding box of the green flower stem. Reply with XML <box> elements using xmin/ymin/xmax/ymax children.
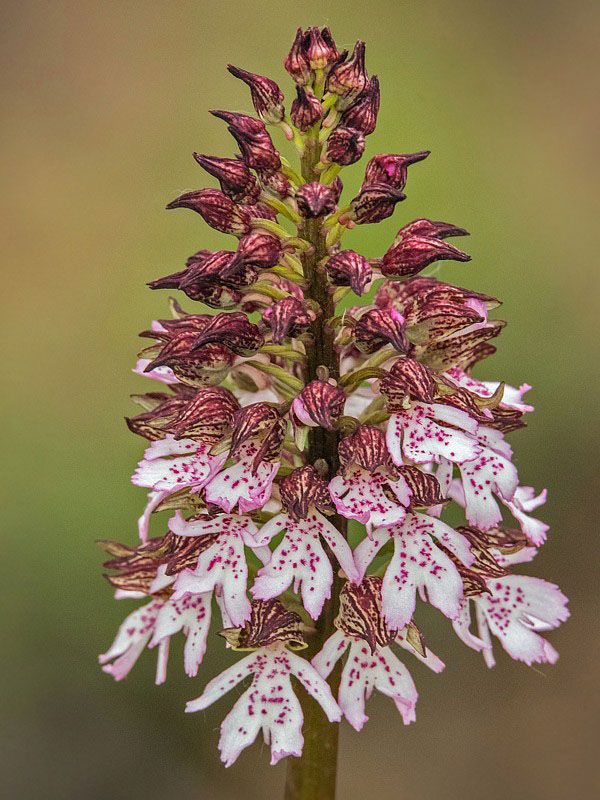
<box><xmin>283</xmin><ymin>115</ymin><xmax>344</xmax><ymax>800</ymax></box>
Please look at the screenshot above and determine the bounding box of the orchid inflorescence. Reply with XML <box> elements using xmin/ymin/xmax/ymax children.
<box><xmin>100</xmin><ymin>25</ymin><xmax>569</xmax><ymax>770</ymax></box>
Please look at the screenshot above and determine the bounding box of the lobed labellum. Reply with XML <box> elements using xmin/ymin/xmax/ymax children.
<box><xmin>393</xmin><ymin>218</ymin><xmax>469</xmax><ymax>245</ymax></box>
<box><xmin>350</xmin><ymin>182</ymin><xmax>406</xmax><ymax>225</ymax></box>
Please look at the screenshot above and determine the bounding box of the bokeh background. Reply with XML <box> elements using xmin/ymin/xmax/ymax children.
<box><xmin>2</xmin><ymin>1</ymin><xmax>599</xmax><ymax>797</ymax></box>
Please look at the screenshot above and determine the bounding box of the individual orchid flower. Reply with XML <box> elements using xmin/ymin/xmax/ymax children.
<box><xmin>354</xmin><ymin>512</ymin><xmax>473</xmax><ymax>629</ymax></box>
<box><xmin>205</xmin><ymin>404</ymin><xmax>285</xmax><ymax>514</ymax></box>
<box><xmin>453</xmin><ymin>574</ymin><xmax>569</xmax><ymax>667</ymax></box>
<box><xmin>168</xmin><ymin>510</ymin><xmax>270</xmax><ymax>627</ymax></box>
<box><xmin>132</xmin><ymin>435</ymin><xmax>227</xmax><ymax>495</ymax></box>
<box><xmin>99</xmin><ymin>593</ymin><xmax>220</xmax><ymax>684</ymax></box>
<box><xmin>312</xmin><ymin>578</ymin><xmax>443</xmax><ymax>730</ymax></box>
<box><xmin>131</xmin><ymin>435</ymin><xmax>227</xmax><ymax>541</ymax></box>
<box><xmin>251</xmin><ymin>466</ymin><xmax>359</xmax><ymax>619</ymax></box>
<box><xmin>329</xmin><ymin>425</ymin><xmax>413</xmax><ymax>534</ymax></box>
<box><xmin>99</xmin><ymin>532</ymin><xmax>239</xmax><ymax>681</ymax></box>
<box><xmin>186</xmin><ymin>600</ymin><xmax>341</xmax><ymax>766</ymax></box>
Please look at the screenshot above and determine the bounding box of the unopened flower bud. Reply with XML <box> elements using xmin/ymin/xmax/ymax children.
<box><xmin>340</xmin><ymin>75</ymin><xmax>380</xmax><ymax>135</ymax></box>
<box><xmin>257</xmin><ymin>169</ymin><xmax>291</xmax><ymax>198</ymax></box>
<box><xmin>227</xmin><ymin>64</ymin><xmax>285</xmax><ymax>125</ymax></box>
<box><xmin>189</xmin><ymin>312</ymin><xmax>264</xmax><ymax>356</ymax></box>
<box><xmin>290</xmin><ymin>86</ymin><xmax>324</xmax><ymax>131</ymax></box>
<box><xmin>210</xmin><ymin>110</ymin><xmax>281</xmax><ymax>172</ymax></box>
<box><xmin>326</xmin><ymin>40</ymin><xmax>367</xmax><ymax>108</ymax></box>
<box><xmin>193</xmin><ymin>153</ymin><xmax>261</xmax><ymax>204</ymax></box>
<box><xmin>303</xmin><ymin>26</ymin><xmax>339</xmax><ymax>71</ymax></box>
<box><xmin>284</xmin><ymin>27</ymin><xmax>312</xmax><ymax>85</ymax></box>
<box><xmin>166</xmin><ymin>189</ymin><xmax>251</xmax><ymax>236</ymax></box>
<box><xmin>350</xmin><ymin>183</ymin><xmax>406</xmax><ymax>225</ymax></box>
<box><xmin>263</xmin><ymin>296</ymin><xmax>313</xmax><ymax>343</ymax></box>
<box><xmin>234</xmin><ymin>231</ymin><xmax>283</xmax><ymax>270</ymax></box>
<box><xmin>393</xmin><ymin>218</ymin><xmax>469</xmax><ymax>245</ymax></box>
<box><xmin>326</xmin><ymin>126</ymin><xmax>365</xmax><ymax>165</ymax></box>
<box><xmin>379</xmin><ymin>357</ymin><xmax>438</xmax><ymax>407</ymax></box>
<box><xmin>296</xmin><ymin>182</ymin><xmax>336</xmax><ymax>218</ymax></box>
<box><xmin>381</xmin><ymin>235</ymin><xmax>471</xmax><ymax>277</ymax></box>
<box><xmin>244</xmin><ymin>202</ymin><xmax>279</xmax><ymax>222</ymax></box>
<box><xmin>325</xmin><ymin>250</ymin><xmax>372</xmax><ymax>296</ymax></box>
<box><xmin>363</xmin><ymin>151</ymin><xmax>430</xmax><ymax>192</ymax></box>
<box><xmin>183</xmin><ymin>283</ymin><xmax>243</xmax><ymax>309</ymax></box>
<box><xmin>170</xmin><ymin>386</ymin><xmax>240</xmax><ymax>443</ymax></box>
<box><xmin>354</xmin><ymin>308</ymin><xmax>407</xmax><ymax>354</ymax></box>
<box><xmin>146</xmin><ymin>339</ymin><xmax>235</xmax><ymax>388</ymax></box>
<box><xmin>293</xmin><ymin>380</ymin><xmax>346</xmax><ymax>429</ymax></box>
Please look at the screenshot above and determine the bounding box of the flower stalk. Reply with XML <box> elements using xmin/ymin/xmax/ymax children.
<box><xmin>283</xmin><ymin>141</ymin><xmax>345</xmax><ymax>800</ymax></box>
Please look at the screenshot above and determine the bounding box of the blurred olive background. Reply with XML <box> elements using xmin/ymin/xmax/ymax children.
<box><xmin>2</xmin><ymin>0</ymin><xmax>599</xmax><ymax>798</ymax></box>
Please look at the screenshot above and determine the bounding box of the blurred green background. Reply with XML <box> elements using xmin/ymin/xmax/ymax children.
<box><xmin>2</xmin><ymin>1</ymin><xmax>599</xmax><ymax>797</ymax></box>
